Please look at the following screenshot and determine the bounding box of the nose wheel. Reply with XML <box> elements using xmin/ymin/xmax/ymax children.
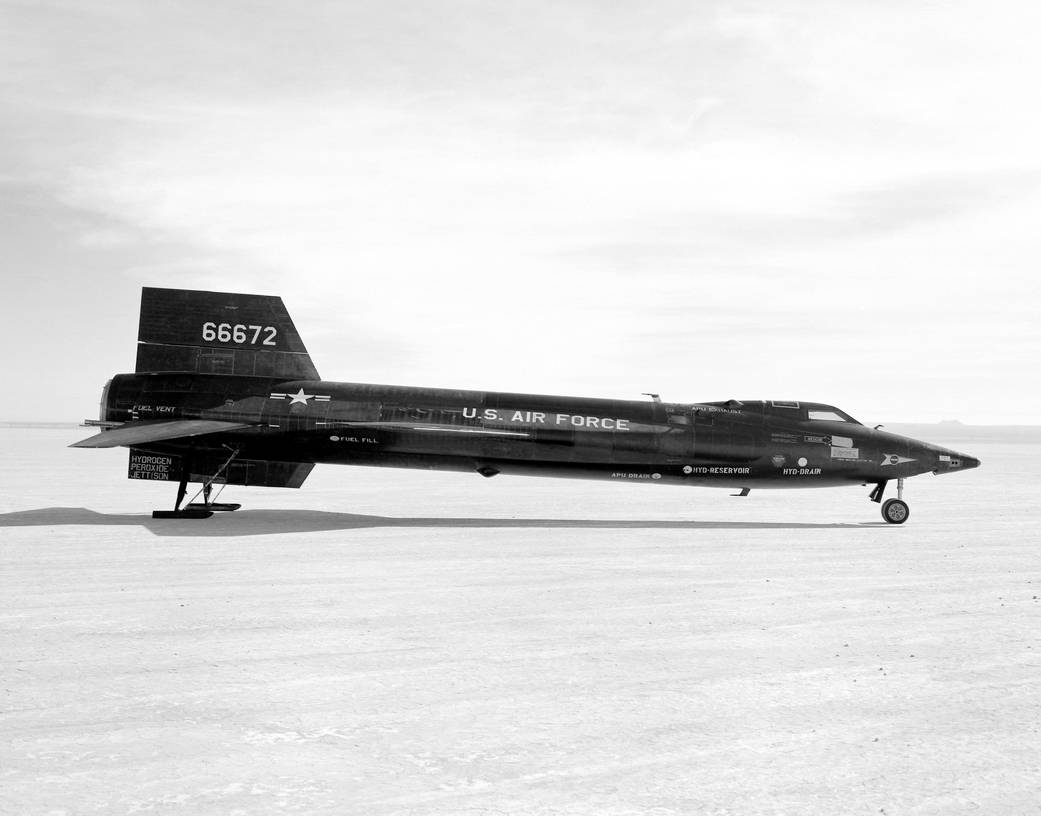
<box><xmin>872</xmin><ymin>477</ymin><xmax>910</xmax><ymax>524</ymax></box>
<box><xmin>881</xmin><ymin>497</ymin><xmax>909</xmax><ymax>524</ymax></box>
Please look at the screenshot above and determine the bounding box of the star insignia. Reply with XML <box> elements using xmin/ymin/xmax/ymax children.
<box><xmin>288</xmin><ymin>388</ymin><xmax>314</xmax><ymax>406</ymax></box>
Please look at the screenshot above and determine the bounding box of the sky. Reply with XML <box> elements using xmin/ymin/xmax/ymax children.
<box><xmin>2</xmin><ymin>0</ymin><xmax>1039</xmax><ymax>424</ymax></box>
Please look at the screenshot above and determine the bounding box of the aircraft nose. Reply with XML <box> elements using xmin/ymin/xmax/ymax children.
<box><xmin>931</xmin><ymin>448</ymin><xmax>980</xmax><ymax>474</ymax></box>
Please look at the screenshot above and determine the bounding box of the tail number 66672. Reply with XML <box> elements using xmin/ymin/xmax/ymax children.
<box><xmin>202</xmin><ymin>322</ymin><xmax>278</xmax><ymax>346</ymax></box>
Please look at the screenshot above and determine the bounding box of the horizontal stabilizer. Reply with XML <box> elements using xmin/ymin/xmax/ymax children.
<box><xmin>70</xmin><ymin>419</ymin><xmax>254</xmax><ymax>448</ymax></box>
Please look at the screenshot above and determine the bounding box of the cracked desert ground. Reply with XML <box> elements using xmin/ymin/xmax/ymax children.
<box><xmin>1</xmin><ymin>425</ymin><xmax>1038</xmax><ymax>816</ymax></box>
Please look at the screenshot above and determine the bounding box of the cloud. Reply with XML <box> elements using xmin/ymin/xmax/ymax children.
<box><xmin>2</xmin><ymin>0</ymin><xmax>1040</xmax><ymax>421</ymax></box>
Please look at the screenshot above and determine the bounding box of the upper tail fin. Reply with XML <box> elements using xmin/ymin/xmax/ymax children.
<box><xmin>135</xmin><ymin>287</ymin><xmax>320</xmax><ymax>379</ymax></box>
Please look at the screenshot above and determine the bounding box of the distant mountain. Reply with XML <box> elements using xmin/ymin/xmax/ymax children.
<box><xmin>883</xmin><ymin>422</ymin><xmax>1041</xmax><ymax>444</ymax></box>
<box><xmin>0</xmin><ymin>421</ymin><xmax>81</xmax><ymax>429</ymax></box>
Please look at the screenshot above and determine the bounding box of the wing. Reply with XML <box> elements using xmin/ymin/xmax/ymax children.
<box><xmin>70</xmin><ymin>419</ymin><xmax>255</xmax><ymax>449</ymax></box>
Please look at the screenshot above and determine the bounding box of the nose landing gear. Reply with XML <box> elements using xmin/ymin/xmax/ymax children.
<box><xmin>881</xmin><ymin>496</ymin><xmax>909</xmax><ymax>524</ymax></box>
<box><xmin>870</xmin><ymin>478</ymin><xmax>910</xmax><ymax>524</ymax></box>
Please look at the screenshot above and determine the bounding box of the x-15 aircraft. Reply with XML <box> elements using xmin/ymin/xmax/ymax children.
<box><xmin>73</xmin><ymin>287</ymin><xmax>980</xmax><ymax>523</ymax></box>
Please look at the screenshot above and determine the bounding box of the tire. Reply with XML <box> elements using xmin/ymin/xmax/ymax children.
<box><xmin>881</xmin><ymin>498</ymin><xmax>910</xmax><ymax>524</ymax></box>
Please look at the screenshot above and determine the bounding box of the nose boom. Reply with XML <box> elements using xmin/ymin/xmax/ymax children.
<box><xmin>926</xmin><ymin>446</ymin><xmax>980</xmax><ymax>474</ymax></box>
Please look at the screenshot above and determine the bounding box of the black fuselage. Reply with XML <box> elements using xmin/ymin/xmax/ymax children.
<box><xmin>101</xmin><ymin>373</ymin><xmax>979</xmax><ymax>490</ymax></box>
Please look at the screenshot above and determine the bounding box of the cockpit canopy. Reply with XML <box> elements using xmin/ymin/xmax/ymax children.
<box><xmin>698</xmin><ymin>400</ymin><xmax>862</xmax><ymax>424</ymax></box>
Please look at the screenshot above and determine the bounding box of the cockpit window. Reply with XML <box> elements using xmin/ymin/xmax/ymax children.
<box><xmin>808</xmin><ymin>409</ymin><xmax>857</xmax><ymax>423</ymax></box>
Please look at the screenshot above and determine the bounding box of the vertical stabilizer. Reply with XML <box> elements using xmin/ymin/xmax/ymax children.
<box><xmin>135</xmin><ymin>287</ymin><xmax>319</xmax><ymax>379</ymax></box>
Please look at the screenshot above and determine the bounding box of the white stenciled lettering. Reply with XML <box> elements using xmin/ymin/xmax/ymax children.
<box><xmin>460</xmin><ymin>407</ymin><xmax>631</xmax><ymax>430</ymax></box>
<box><xmin>202</xmin><ymin>322</ymin><xmax>278</xmax><ymax>346</ymax></box>
<box><xmin>556</xmin><ymin>413</ymin><xmax>631</xmax><ymax>430</ymax></box>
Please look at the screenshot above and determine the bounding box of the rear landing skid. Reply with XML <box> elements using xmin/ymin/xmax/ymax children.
<box><xmin>151</xmin><ymin>446</ymin><xmax>241</xmax><ymax>519</ymax></box>
<box><xmin>185</xmin><ymin>501</ymin><xmax>241</xmax><ymax>512</ymax></box>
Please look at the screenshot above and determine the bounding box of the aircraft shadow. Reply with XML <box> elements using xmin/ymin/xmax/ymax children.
<box><xmin>0</xmin><ymin>507</ymin><xmax>875</xmax><ymax>536</ymax></box>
